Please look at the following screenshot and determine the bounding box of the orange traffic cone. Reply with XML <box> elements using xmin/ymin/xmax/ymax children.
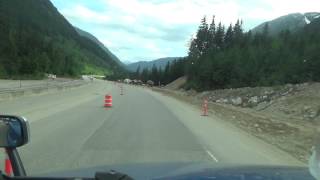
<box><xmin>104</xmin><ymin>95</ymin><xmax>112</xmax><ymax>107</ymax></box>
<box><xmin>202</xmin><ymin>98</ymin><xmax>208</xmax><ymax>116</ymax></box>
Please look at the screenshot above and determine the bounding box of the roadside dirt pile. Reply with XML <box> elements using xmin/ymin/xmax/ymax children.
<box><xmin>165</xmin><ymin>76</ymin><xmax>187</xmax><ymax>90</ymax></box>
<box><xmin>194</xmin><ymin>82</ymin><xmax>320</xmax><ymax>124</ymax></box>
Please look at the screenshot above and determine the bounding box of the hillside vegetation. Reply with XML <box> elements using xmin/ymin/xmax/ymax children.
<box><xmin>131</xmin><ymin>58</ymin><xmax>186</xmax><ymax>85</ymax></box>
<box><xmin>75</xmin><ymin>27</ymin><xmax>124</xmax><ymax>67</ymax></box>
<box><xmin>184</xmin><ymin>16</ymin><xmax>320</xmax><ymax>90</ymax></box>
<box><xmin>252</xmin><ymin>12</ymin><xmax>320</xmax><ymax>35</ymax></box>
<box><xmin>126</xmin><ymin>57</ymin><xmax>181</xmax><ymax>72</ymax></box>
<box><xmin>0</xmin><ymin>0</ymin><xmax>123</xmax><ymax>79</ymax></box>
<box><xmin>150</xmin><ymin>15</ymin><xmax>320</xmax><ymax>90</ymax></box>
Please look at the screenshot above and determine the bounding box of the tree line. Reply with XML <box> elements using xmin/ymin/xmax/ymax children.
<box><xmin>185</xmin><ymin>16</ymin><xmax>320</xmax><ymax>90</ymax></box>
<box><xmin>129</xmin><ymin>58</ymin><xmax>186</xmax><ymax>85</ymax></box>
<box><xmin>142</xmin><ymin>16</ymin><xmax>320</xmax><ymax>90</ymax></box>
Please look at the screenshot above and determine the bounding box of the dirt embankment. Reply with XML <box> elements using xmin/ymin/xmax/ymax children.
<box><xmin>157</xmin><ymin>81</ymin><xmax>320</xmax><ymax>163</ymax></box>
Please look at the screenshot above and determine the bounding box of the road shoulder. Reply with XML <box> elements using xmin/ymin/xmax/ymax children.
<box><xmin>144</xmin><ymin>87</ymin><xmax>304</xmax><ymax>166</ymax></box>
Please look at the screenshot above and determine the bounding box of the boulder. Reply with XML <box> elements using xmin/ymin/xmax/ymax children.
<box><xmin>302</xmin><ymin>106</ymin><xmax>320</xmax><ymax>120</ymax></box>
<box><xmin>216</xmin><ymin>98</ymin><xmax>229</xmax><ymax>103</ymax></box>
<box><xmin>231</xmin><ymin>97</ymin><xmax>242</xmax><ymax>106</ymax></box>
<box><xmin>249</xmin><ymin>96</ymin><xmax>259</xmax><ymax>104</ymax></box>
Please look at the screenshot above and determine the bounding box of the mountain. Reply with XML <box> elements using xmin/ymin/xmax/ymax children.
<box><xmin>0</xmin><ymin>0</ymin><xmax>123</xmax><ymax>78</ymax></box>
<box><xmin>74</xmin><ymin>27</ymin><xmax>124</xmax><ymax>67</ymax></box>
<box><xmin>122</xmin><ymin>61</ymin><xmax>133</xmax><ymax>65</ymax></box>
<box><xmin>252</xmin><ymin>12</ymin><xmax>320</xmax><ymax>35</ymax></box>
<box><xmin>126</xmin><ymin>57</ymin><xmax>181</xmax><ymax>72</ymax></box>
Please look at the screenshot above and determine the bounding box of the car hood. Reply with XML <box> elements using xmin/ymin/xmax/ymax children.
<box><xmin>40</xmin><ymin>162</ymin><xmax>316</xmax><ymax>180</ymax></box>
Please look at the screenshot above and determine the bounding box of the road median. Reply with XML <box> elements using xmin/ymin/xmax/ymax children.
<box><xmin>0</xmin><ymin>79</ymin><xmax>89</xmax><ymax>101</ymax></box>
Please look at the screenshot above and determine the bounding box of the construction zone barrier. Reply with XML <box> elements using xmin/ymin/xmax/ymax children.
<box><xmin>104</xmin><ymin>95</ymin><xmax>112</xmax><ymax>107</ymax></box>
<box><xmin>202</xmin><ymin>98</ymin><xmax>208</xmax><ymax>116</ymax></box>
<box><xmin>4</xmin><ymin>151</ymin><xmax>12</xmax><ymax>176</ymax></box>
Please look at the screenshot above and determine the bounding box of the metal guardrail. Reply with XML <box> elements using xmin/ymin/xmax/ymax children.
<box><xmin>0</xmin><ymin>80</ymin><xmax>88</xmax><ymax>94</ymax></box>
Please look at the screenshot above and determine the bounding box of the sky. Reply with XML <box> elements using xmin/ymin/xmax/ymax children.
<box><xmin>50</xmin><ymin>0</ymin><xmax>320</xmax><ymax>63</ymax></box>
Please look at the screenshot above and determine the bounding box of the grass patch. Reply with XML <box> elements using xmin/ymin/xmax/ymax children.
<box><xmin>82</xmin><ymin>64</ymin><xmax>110</xmax><ymax>76</ymax></box>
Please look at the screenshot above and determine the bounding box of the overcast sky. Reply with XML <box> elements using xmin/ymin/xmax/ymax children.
<box><xmin>50</xmin><ymin>0</ymin><xmax>320</xmax><ymax>63</ymax></box>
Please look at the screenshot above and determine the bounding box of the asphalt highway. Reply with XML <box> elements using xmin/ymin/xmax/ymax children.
<box><xmin>0</xmin><ymin>80</ymin><xmax>303</xmax><ymax>176</ymax></box>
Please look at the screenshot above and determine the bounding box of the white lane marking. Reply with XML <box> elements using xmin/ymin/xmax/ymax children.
<box><xmin>206</xmin><ymin>149</ymin><xmax>219</xmax><ymax>162</ymax></box>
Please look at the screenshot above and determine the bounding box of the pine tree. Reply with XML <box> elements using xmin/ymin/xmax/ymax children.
<box><xmin>158</xmin><ymin>67</ymin><xmax>163</xmax><ymax>85</ymax></box>
<box><xmin>141</xmin><ymin>68</ymin><xmax>149</xmax><ymax>82</ymax></box>
<box><xmin>233</xmin><ymin>19</ymin><xmax>243</xmax><ymax>45</ymax></box>
<box><xmin>135</xmin><ymin>65</ymin><xmax>140</xmax><ymax>79</ymax></box>
<box><xmin>208</xmin><ymin>15</ymin><xmax>216</xmax><ymax>50</ymax></box>
<box><xmin>164</xmin><ymin>61</ymin><xmax>170</xmax><ymax>84</ymax></box>
<box><xmin>215</xmin><ymin>22</ymin><xmax>225</xmax><ymax>49</ymax></box>
<box><xmin>188</xmin><ymin>38</ymin><xmax>200</xmax><ymax>59</ymax></box>
<box><xmin>151</xmin><ymin>64</ymin><xmax>158</xmax><ymax>82</ymax></box>
<box><xmin>224</xmin><ymin>24</ymin><xmax>233</xmax><ymax>48</ymax></box>
<box><xmin>263</xmin><ymin>22</ymin><xmax>269</xmax><ymax>37</ymax></box>
<box><xmin>195</xmin><ymin>16</ymin><xmax>209</xmax><ymax>55</ymax></box>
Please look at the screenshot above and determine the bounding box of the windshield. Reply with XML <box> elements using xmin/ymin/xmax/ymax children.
<box><xmin>0</xmin><ymin>0</ymin><xmax>320</xmax><ymax>179</ymax></box>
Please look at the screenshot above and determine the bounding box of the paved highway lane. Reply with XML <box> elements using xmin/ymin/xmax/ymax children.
<box><xmin>0</xmin><ymin>80</ymin><xmax>303</xmax><ymax>176</ymax></box>
<box><xmin>1</xmin><ymin>81</ymin><xmax>211</xmax><ymax>175</ymax></box>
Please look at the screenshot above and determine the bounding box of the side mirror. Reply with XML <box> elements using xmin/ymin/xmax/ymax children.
<box><xmin>0</xmin><ymin>115</ymin><xmax>30</xmax><ymax>148</ymax></box>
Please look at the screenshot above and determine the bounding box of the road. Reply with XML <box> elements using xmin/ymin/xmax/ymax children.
<box><xmin>0</xmin><ymin>80</ymin><xmax>303</xmax><ymax>176</ymax></box>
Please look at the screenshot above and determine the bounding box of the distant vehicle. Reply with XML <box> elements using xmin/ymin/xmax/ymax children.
<box><xmin>137</xmin><ymin>80</ymin><xmax>143</xmax><ymax>85</ymax></box>
<box><xmin>124</xmin><ymin>79</ymin><xmax>132</xmax><ymax>84</ymax></box>
<box><xmin>132</xmin><ymin>79</ymin><xmax>143</xmax><ymax>85</ymax></box>
<box><xmin>147</xmin><ymin>80</ymin><xmax>154</xmax><ymax>87</ymax></box>
<box><xmin>47</xmin><ymin>74</ymin><xmax>56</xmax><ymax>80</ymax></box>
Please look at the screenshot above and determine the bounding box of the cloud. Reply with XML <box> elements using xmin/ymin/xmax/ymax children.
<box><xmin>261</xmin><ymin>0</ymin><xmax>320</xmax><ymax>15</ymax></box>
<box><xmin>88</xmin><ymin>20</ymin><xmax>194</xmax><ymax>43</ymax></box>
<box><xmin>61</xmin><ymin>4</ymin><xmax>110</xmax><ymax>24</ymax></box>
<box><xmin>99</xmin><ymin>38</ymin><xmax>113</xmax><ymax>47</ymax></box>
<box><xmin>243</xmin><ymin>0</ymin><xmax>320</xmax><ymax>21</ymax></box>
<box><xmin>52</xmin><ymin>0</ymin><xmax>320</xmax><ymax>62</ymax></box>
<box><xmin>144</xmin><ymin>42</ymin><xmax>161</xmax><ymax>53</ymax></box>
<box><xmin>102</xmin><ymin>0</ymin><xmax>242</xmax><ymax>25</ymax></box>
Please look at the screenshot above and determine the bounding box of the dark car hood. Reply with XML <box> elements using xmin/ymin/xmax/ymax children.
<box><xmin>42</xmin><ymin>162</ymin><xmax>315</xmax><ymax>180</ymax></box>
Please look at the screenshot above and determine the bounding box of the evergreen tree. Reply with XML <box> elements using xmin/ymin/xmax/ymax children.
<box><xmin>151</xmin><ymin>64</ymin><xmax>158</xmax><ymax>82</ymax></box>
<box><xmin>215</xmin><ymin>22</ymin><xmax>225</xmax><ymax>49</ymax></box>
<box><xmin>195</xmin><ymin>16</ymin><xmax>209</xmax><ymax>55</ymax></box>
<box><xmin>158</xmin><ymin>67</ymin><xmax>163</xmax><ymax>85</ymax></box>
<box><xmin>208</xmin><ymin>15</ymin><xmax>216</xmax><ymax>50</ymax></box>
<box><xmin>224</xmin><ymin>24</ymin><xmax>233</xmax><ymax>48</ymax></box>
<box><xmin>141</xmin><ymin>68</ymin><xmax>149</xmax><ymax>82</ymax></box>
<box><xmin>233</xmin><ymin>19</ymin><xmax>243</xmax><ymax>45</ymax></box>
<box><xmin>135</xmin><ymin>65</ymin><xmax>141</xmax><ymax>79</ymax></box>
<box><xmin>263</xmin><ymin>22</ymin><xmax>269</xmax><ymax>37</ymax></box>
<box><xmin>188</xmin><ymin>38</ymin><xmax>200</xmax><ymax>59</ymax></box>
<box><xmin>164</xmin><ymin>61</ymin><xmax>170</xmax><ymax>84</ymax></box>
